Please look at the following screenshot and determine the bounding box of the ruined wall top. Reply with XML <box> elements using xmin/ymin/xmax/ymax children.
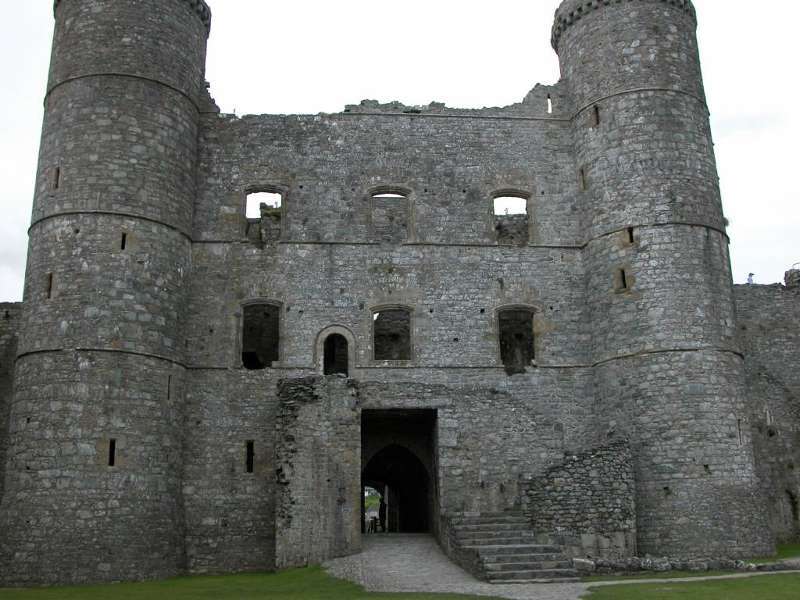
<box><xmin>551</xmin><ymin>0</ymin><xmax>697</xmax><ymax>50</ymax></box>
<box><xmin>53</xmin><ymin>0</ymin><xmax>212</xmax><ymax>32</ymax></box>
<box><xmin>785</xmin><ymin>269</ymin><xmax>800</xmax><ymax>290</ymax></box>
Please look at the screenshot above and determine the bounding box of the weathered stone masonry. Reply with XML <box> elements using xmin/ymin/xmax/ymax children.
<box><xmin>0</xmin><ymin>0</ymin><xmax>797</xmax><ymax>585</ymax></box>
<box><xmin>0</xmin><ymin>304</ymin><xmax>22</xmax><ymax>505</ymax></box>
<box><xmin>522</xmin><ymin>441</ymin><xmax>636</xmax><ymax>560</ymax></box>
<box><xmin>735</xmin><ymin>272</ymin><xmax>800</xmax><ymax>544</ymax></box>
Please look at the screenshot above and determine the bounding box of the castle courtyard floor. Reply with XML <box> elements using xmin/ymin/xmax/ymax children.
<box><xmin>324</xmin><ymin>534</ymin><xmax>588</xmax><ymax>600</ymax></box>
<box><xmin>324</xmin><ymin>534</ymin><xmax>800</xmax><ymax>600</ymax></box>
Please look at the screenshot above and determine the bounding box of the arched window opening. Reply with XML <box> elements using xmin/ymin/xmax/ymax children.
<box><xmin>246</xmin><ymin>191</ymin><xmax>282</xmax><ymax>245</ymax></box>
<box><xmin>373</xmin><ymin>308</ymin><xmax>411</xmax><ymax>361</ymax></box>
<box><xmin>242</xmin><ymin>303</ymin><xmax>280</xmax><ymax>370</ymax></box>
<box><xmin>493</xmin><ymin>195</ymin><xmax>529</xmax><ymax>245</ymax></box>
<box><xmin>324</xmin><ymin>333</ymin><xmax>349</xmax><ymax>376</ymax></box>
<box><xmin>499</xmin><ymin>308</ymin><xmax>535</xmax><ymax>375</ymax></box>
<box><xmin>372</xmin><ymin>190</ymin><xmax>409</xmax><ymax>244</ymax></box>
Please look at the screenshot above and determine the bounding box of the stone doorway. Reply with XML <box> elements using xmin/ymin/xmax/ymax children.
<box><xmin>361</xmin><ymin>409</ymin><xmax>437</xmax><ymax>535</ymax></box>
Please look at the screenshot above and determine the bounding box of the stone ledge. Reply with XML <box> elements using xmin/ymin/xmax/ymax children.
<box><xmin>53</xmin><ymin>0</ymin><xmax>212</xmax><ymax>32</ymax></box>
<box><xmin>552</xmin><ymin>0</ymin><xmax>697</xmax><ymax>50</ymax></box>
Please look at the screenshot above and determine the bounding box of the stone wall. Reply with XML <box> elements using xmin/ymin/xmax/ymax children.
<box><xmin>182</xmin><ymin>369</ymin><xmax>284</xmax><ymax>574</ymax></box>
<box><xmin>560</xmin><ymin>0</ymin><xmax>772</xmax><ymax>559</ymax></box>
<box><xmin>274</xmin><ymin>376</ymin><xmax>361</xmax><ymax>568</ymax></box>
<box><xmin>521</xmin><ymin>440</ymin><xmax>636</xmax><ymax>559</ymax></box>
<box><xmin>0</xmin><ymin>303</ymin><xmax>21</xmax><ymax>505</ymax></box>
<box><xmin>735</xmin><ymin>276</ymin><xmax>800</xmax><ymax>543</ymax></box>
<box><xmin>0</xmin><ymin>351</ymin><xmax>187</xmax><ymax>585</ymax></box>
<box><xmin>357</xmin><ymin>374</ymin><xmax>595</xmax><ymax>516</ymax></box>
<box><xmin>0</xmin><ymin>0</ymin><xmax>209</xmax><ymax>585</ymax></box>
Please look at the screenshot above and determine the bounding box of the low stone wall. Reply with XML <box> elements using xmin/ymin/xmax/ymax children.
<box><xmin>521</xmin><ymin>440</ymin><xmax>636</xmax><ymax>559</ymax></box>
<box><xmin>438</xmin><ymin>515</ymin><xmax>485</xmax><ymax>581</ymax></box>
<box><xmin>274</xmin><ymin>376</ymin><xmax>362</xmax><ymax>568</ymax></box>
<box><xmin>575</xmin><ymin>555</ymin><xmax>799</xmax><ymax>576</ymax></box>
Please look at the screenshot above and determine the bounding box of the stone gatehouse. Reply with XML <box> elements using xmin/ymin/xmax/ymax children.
<box><xmin>0</xmin><ymin>0</ymin><xmax>798</xmax><ymax>585</ymax></box>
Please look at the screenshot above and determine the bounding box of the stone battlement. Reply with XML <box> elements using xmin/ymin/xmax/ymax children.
<box><xmin>53</xmin><ymin>0</ymin><xmax>212</xmax><ymax>31</ymax></box>
<box><xmin>552</xmin><ymin>0</ymin><xmax>697</xmax><ymax>50</ymax></box>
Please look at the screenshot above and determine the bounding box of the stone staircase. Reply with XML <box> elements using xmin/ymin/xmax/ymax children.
<box><xmin>448</xmin><ymin>511</ymin><xmax>578</xmax><ymax>583</ymax></box>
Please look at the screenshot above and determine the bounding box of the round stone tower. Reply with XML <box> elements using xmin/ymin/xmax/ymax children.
<box><xmin>553</xmin><ymin>0</ymin><xmax>772</xmax><ymax>556</ymax></box>
<box><xmin>0</xmin><ymin>0</ymin><xmax>210</xmax><ymax>584</ymax></box>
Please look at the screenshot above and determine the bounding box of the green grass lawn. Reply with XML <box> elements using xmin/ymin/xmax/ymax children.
<box><xmin>752</xmin><ymin>543</ymin><xmax>800</xmax><ymax>564</ymax></box>
<box><xmin>583</xmin><ymin>574</ymin><xmax>800</xmax><ymax>599</ymax></box>
<box><xmin>0</xmin><ymin>567</ymin><xmax>502</xmax><ymax>600</ymax></box>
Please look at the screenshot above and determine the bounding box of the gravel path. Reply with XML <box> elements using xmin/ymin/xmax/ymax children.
<box><xmin>324</xmin><ymin>534</ymin><xmax>589</xmax><ymax>600</ymax></box>
<box><xmin>587</xmin><ymin>569</ymin><xmax>800</xmax><ymax>587</ymax></box>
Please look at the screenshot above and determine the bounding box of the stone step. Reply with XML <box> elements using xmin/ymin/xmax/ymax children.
<box><xmin>451</xmin><ymin>515</ymin><xmax>528</xmax><ymax>527</ymax></box>
<box><xmin>467</xmin><ymin>544</ymin><xmax>563</xmax><ymax>555</ymax></box>
<box><xmin>454</xmin><ymin>522</ymin><xmax>530</xmax><ymax>533</ymax></box>
<box><xmin>458</xmin><ymin>534</ymin><xmax>541</xmax><ymax>546</ymax></box>
<box><xmin>484</xmin><ymin>560</ymin><xmax>573</xmax><ymax>572</ymax></box>
<box><xmin>481</xmin><ymin>552</ymin><xmax>563</xmax><ymax>563</ymax></box>
<box><xmin>485</xmin><ymin>569</ymin><xmax>579</xmax><ymax>581</ymax></box>
<box><xmin>457</xmin><ymin>528</ymin><xmax>539</xmax><ymax>539</ymax></box>
<box><xmin>488</xmin><ymin>577</ymin><xmax>582</xmax><ymax>585</ymax></box>
<box><xmin>448</xmin><ymin>511</ymin><xmax>575</xmax><ymax>584</ymax></box>
<box><xmin>459</xmin><ymin>511</ymin><xmax>524</xmax><ymax>518</ymax></box>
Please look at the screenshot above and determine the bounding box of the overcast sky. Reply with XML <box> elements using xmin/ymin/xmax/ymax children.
<box><xmin>0</xmin><ymin>1</ymin><xmax>797</xmax><ymax>302</ymax></box>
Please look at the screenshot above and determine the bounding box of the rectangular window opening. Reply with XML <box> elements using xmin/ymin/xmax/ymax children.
<box><xmin>627</xmin><ymin>227</ymin><xmax>635</xmax><ymax>245</ymax></box>
<box><xmin>120</xmin><ymin>232</ymin><xmax>128</xmax><ymax>251</ymax></box>
<box><xmin>108</xmin><ymin>439</ymin><xmax>116</xmax><ymax>467</ymax></box>
<box><xmin>46</xmin><ymin>273</ymin><xmax>53</xmax><ymax>299</ymax></box>
<box><xmin>246</xmin><ymin>191</ymin><xmax>283</xmax><ymax>245</ymax></box>
<box><xmin>371</xmin><ymin>191</ymin><xmax>409</xmax><ymax>244</ymax></box>
<box><xmin>167</xmin><ymin>374</ymin><xmax>172</xmax><ymax>401</ymax></box>
<box><xmin>737</xmin><ymin>418</ymin><xmax>743</xmax><ymax>446</ymax></box>
<box><xmin>374</xmin><ymin>308</ymin><xmax>412</xmax><ymax>361</ymax></box>
<box><xmin>246</xmin><ymin>191</ymin><xmax>282</xmax><ymax>219</ymax></box>
<box><xmin>53</xmin><ymin>166</ymin><xmax>61</xmax><ymax>190</ymax></box>
<box><xmin>493</xmin><ymin>196</ymin><xmax>529</xmax><ymax>245</ymax></box>
<box><xmin>547</xmin><ymin>94</ymin><xmax>553</xmax><ymax>114</ymax></box>
<box><xmin>242</xmin><ymin>303</ymin><xmax>280</xmax><ymax>370</ymax></box>
<box><xmin>499</xmin><ymin>309</ymin><xmax>535</xmax><ymax>376</ymax></box>
<box><xmin>579</xmin><ymin>167</ymin><xmax>587</xmax><ymax>191</ymax></box>
<box><xmin>246</xmin><ymin>440</ymin><xmax>255</xmax><ymax>473</ymax></box>
<box><xmin>592</xmin><ymin>105</ymin><xmax>600</xmax><ymax>127</ymax></box>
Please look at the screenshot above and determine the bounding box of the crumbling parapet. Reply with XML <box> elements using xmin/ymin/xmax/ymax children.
<box><xmin>785</xmin><ymin>269</ymin><xmax>800</xmax><ymax>290</ymax></box>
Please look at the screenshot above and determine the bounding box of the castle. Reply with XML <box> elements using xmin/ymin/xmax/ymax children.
<box><xmin>0</xmin><ymin>0</ymin><xmax>798</xmax><ymax>586</ymax></box>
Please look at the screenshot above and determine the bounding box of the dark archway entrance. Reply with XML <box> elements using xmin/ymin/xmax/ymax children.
<box><xmin>361</xmin><ymin>410</ymin><xmax>437</xmax><ymax>534</ymax></box>
<box><xmin>363</xmin><ymin>445</ymin><xmax>429</xmax><ymax>533</ymax></box>
<box><xmin>324</xmin><ymin>334</ymin><xmax>349</xmax><ymax>376</ymax></box>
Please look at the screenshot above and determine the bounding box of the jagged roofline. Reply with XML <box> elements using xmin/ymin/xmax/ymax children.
<box><xmin>552</xmin><ymin>0</ymin><xmax>697</xmax><ymax>50</ymax></box>
<box><xmin>53</xmin><ymin>0</ymin><xmax>212</xmax><ymax>32</ymax></box>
